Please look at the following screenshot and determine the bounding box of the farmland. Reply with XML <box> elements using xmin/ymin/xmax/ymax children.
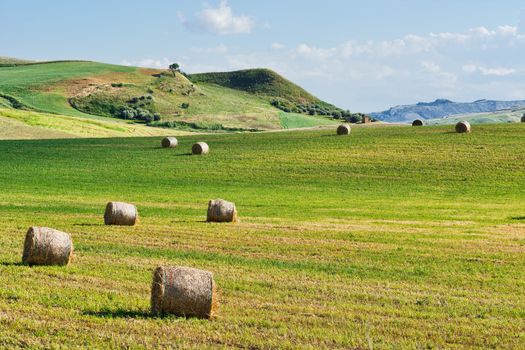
<box><xmin>0</xmin><ymin>124</ymin><xmax>523</xmax><ymax>348</ymax></box>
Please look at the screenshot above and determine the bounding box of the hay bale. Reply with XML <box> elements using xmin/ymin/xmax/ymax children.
<box><xmin>161</xmin><ymin>137</ymin><xmax>178</xmax><ymax>148</ymax></box>
<box><xmin>22</xmin><ymin>227</ymin><xmax>73</xmax><ymax>266</ymax></box>
<box><xmin>337</xmin><ymin>124</ymin><xmax>351</xmax><ymax>135</ymax></box>
<box><xmin>104</xmin><ymin>201</ymin><xmax>138</xmax><ymax>226</ymax></box>
<box><xmin>521</xmin><ymin>114</ymin><xmax>525</xmax><ymax>122</ymax></box>
<box><xmin>192</xmin><ymin>142</ymin><xmax>209</xmax><ymax>155</ymax></box>
<box><xmin>151</xmin><ymin>266</ymin><xmax>217</xmax><ymax>319</ymax></box>
<box><xmin>412</xmin><ymin>119</ymin><xmax>424</xmax><ymax>126</ymax></box>
<box><xmin>455</xmin><ymin>121</ymin><xmax>471</xmax><ymax>133</ymax></box>
<box><xmin>207</xmin><ymin>199</ymin><xmax>238</xmax><ymax>223</ymax></box>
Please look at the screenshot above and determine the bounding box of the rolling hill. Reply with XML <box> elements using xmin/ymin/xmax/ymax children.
<box><xmin>371</xmin><ymin>98</ymin><xmax>525</xmax><ymax>123</ymax></box>
<box><xmin>0</xmin><ymin>59</ymin><xmax>346</xmax><ymax>136</ymax></box>
<box><xmin>0</xmin><ymin>56</ymin><xmax>33</xmax><ymax>66</ymax></box>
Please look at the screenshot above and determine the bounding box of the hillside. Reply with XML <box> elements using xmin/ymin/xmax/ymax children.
<box><xmin>424</xmin><ymin>107</ymin><xmax>525</xmax><ymax>126</ymax></box>
<box><xmin>0</xmin><ymin>125</ymin><xmax>523</xmax><ymax>348</ymax></box>
<box><xmin>0</xmin><ymin>60</ymin><xmax>347</xmax><ymax>135</ymax></box>
<box><xmin>189</xmin><ymin>68</ymin><xmax>348</xmax><ymax>117</ymax></box>
<box><xmin>0</xmin><ymin>56</ymin><xmax>33</xmax><ymax>66</ymax></box>
<box><xmin>371</xmin><ymin>98</ymin><xmax>525</xmax><ymax>123</ymax></box>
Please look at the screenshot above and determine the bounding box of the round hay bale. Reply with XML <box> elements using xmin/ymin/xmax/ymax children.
<box><xmin>192</xmin><ymin>142</ymin><xmax>209</xmax><ymax>155</ymax></box>
<box><xmin>336</xmin><ymin>124</ymin><xmax>351</xmax><ymax>135</ymax></box>
<box><xmin>207</xmin><ymin>199</ymin><xmax>238</xmax><ymax>223</ymax></box>
<box><xmin>151</xmin><ymin>266</ymin><xmax>217</xmax><ymax>319</ymax></box>
<box><xmin>161</xmin><ymin>137</ymin><xmax>178</xmax><ymax>148</ymax></box>
<box><xmin>455</xmin><ymin>121</ymin><xmax>471</xmax><ymax>133</ymax></box>
<box><xmin>22</xmin><ymin>227</ymin><xmax>73</xmax><ymax>266</ymax></box>
<box><xmin>104</xmin><ymin>201</ymin><xmax>138</xmax><ymax>226</ymax></box>
<box><xmin>412</xmin><ymin>119</ymin><xmax>424</xmax><ymax>126</ymax></box>
<box><xmin>521</xmin><ymin>114</ymin><xmax>525</xmax><ymax>122</ymax></box>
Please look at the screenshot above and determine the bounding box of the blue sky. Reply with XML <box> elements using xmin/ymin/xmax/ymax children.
<box><xmin>1</xmin><ymin>0</ymin><xmax>525</xmax><ymax>111</ymax></box>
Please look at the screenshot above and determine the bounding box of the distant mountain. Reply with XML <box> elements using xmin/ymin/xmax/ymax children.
<box><xmin>370</xmin><ymin>99</ymin><xmax>525</xmax><ymax>122</ymax></box>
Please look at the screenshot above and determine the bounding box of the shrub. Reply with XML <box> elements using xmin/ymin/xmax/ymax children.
<box><xmin>119</xmin><ymin>107</ymin><xmax>137</xmax><ymax>120</ymax></box>
<box><xmin>181</xmin><ymin>102</ymin><xmax>190</xmax><ymax>109</ymax></box>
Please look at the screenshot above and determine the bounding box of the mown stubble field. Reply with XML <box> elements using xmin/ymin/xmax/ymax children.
<box><xmin>0</xmin><ymin>124</ymin><xmax>523</xmax><ymax>349</ymax></box>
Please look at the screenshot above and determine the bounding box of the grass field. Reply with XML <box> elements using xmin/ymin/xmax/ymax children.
<box><xmin>0</xmin><ymin>124</ymin><xmax>524</xmax><ymax>349</ymax></box>
<box><xmin>0</xmin><ymin>108</ymin><xmax>182</xmax><ymax>139</ymax></box>
<box><xmin>279</xmin><ymin>112</ymin><xmax>338</xmax><ymax>129</ymax></box>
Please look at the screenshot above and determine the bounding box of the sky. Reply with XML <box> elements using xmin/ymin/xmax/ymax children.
<box><xmin>1</xmin><ymin>0</ymin><xmax>525</xmax><ymax>112</ymax></box>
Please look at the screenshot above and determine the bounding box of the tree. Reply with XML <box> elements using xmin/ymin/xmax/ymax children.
<box><xmin>168</xmin><ymin>63</ymin><xmax>180</xmax><ymax>77</ymax></box>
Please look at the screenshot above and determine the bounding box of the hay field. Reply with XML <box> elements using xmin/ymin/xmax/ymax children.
<box><xmin>0</xmin><ymin>124</ymin><xmax>524</xmax><ymax>349</ymax></box>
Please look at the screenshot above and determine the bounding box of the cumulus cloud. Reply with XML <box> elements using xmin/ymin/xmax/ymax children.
<box><xmin>463</xmin><ymin>64</ymin><xmax>517</xmax><ymax>76</ymax></box>
<box><xmin>121</xmin><ymin>57</ymin><xmax>172</xmax><ymax>69</ymax></box>
<box><xmin>421</xmin><ymin>61</ymin><xmax>441</xmax><ymax>73</ymax></box>
<box><xmin>124</xmin><ymin>24</ymin><xmax>525</xmax><ymax>111</ymax></box>
<box><xmin>191</xmin><ymin>44</ymin><xmax>229</xmax><ymax>54</ymax></box>
<box><xmin>179</xmin><ymin>1</ymin><xmax>254</xmax><ymax>35</ymax></box>
<box><xmin>294</xmin><ymin>25</ymin><xmax>525</xmax><ymax>61</ymax></box>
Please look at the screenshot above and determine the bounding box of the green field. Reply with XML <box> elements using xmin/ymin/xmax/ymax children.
<box><xmin>0</xmin><ymin>124</ymin><xmax>524</xmax><ymax>348</ymax></box>
<box><xmin>0</xmin><ymin>108</ymin><xmax>181</xmax><ymax>140</ymax></box>
<box><xmin>279</xmin><ymin>112</ymin><xmax>338</xmax><ymax>129</ymax></box>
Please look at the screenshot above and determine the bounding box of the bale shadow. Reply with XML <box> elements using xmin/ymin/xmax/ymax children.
<box><xmin>175</xmin><ymin>153</ymin><xmax>193</xmax><ymax>157</ymax></box>
<box><xmin>511</xmin><ymin>216</ymin><xmax>525</xmax><ymax>221</ymax></box>
<box><xmin>84</xmin><ymin>309</ymin><xmax>193</xmax><ymax>320</ymax></box>
<box><xmin>0</xmin><ymin>262</ymin><xmax>24</xmax><ymax>267</ymax></box>
<box><xmin>83</xmin><ymin>309</ymin><xmax>152</xmax><ymax>319</ymax></box>
<box><xmin>170</xmin><ymin>220</ymin><xmax>207</xmax><ymax>224</ymax></box>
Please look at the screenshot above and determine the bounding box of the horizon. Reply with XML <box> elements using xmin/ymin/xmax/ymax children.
<box><xmin>2</xmin><ymin>0</ymin><xmax>525</xmax><ymax>112</ymax></box>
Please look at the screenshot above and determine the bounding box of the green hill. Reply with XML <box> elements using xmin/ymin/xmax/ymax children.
<box><xmin>0</xmin><ymin>56</ymin><xmax>33</xmax><ymax>66</ymax></box>
<box><xmin>188</xmin><ymin>68</ymin><xmax>318</xmax><ymax>103</ymax></box>
<box><xmin>189</xmin><ymin>68</ymin><xmax>346</xmax><ymax>116</ymax></box>
<box><xmin>0</xmin><ymin>59</ymin><xmax>348</xmax><ymax>135</ymax></box>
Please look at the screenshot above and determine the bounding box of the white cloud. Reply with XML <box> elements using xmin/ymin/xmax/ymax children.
<box><xmin>191</xmin><ymin>44</ymin><xmax>229</xmax><ymax>54</ymax></box>
<box><xmin>271</xmin><ymin>42</ymin><xmax>286</xmax><ymax>50</ymax></box>
<box><xmin>463</xmin><ymin>64</ymin><xmax>517</xmax><ymax>76</ymax></box>
<box><xmin>180</xmin><ymin>0</ymin><xmax>254</xmax><ymax>35</ymax></box>
<box><xmin>121</xmin><ymin>57</ymin><xmax>172</xmax><ymax>69</ymax></box>
<box><xmin>421</xmin><ymin>61</ymin><xmax>441</xmax><ymax>73</ymax></box>
<box><xmin>478</xmin><ymin>66</ymin><xmax>517</xmax><ymax>76</ymax></box>
<box><xmin>295</xmin><ymin>44</ymin><xmax>336</xmax><ymax>60</ymax></box>
<box><xmin>127</xmin><ymin>24</ymin><xmax>525</xmax><ymax>112</ymax></box>
<box><xmin>462</xmin><ymin>64</ymin><xmax>478</xmax><ymax>73</ymax></box>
